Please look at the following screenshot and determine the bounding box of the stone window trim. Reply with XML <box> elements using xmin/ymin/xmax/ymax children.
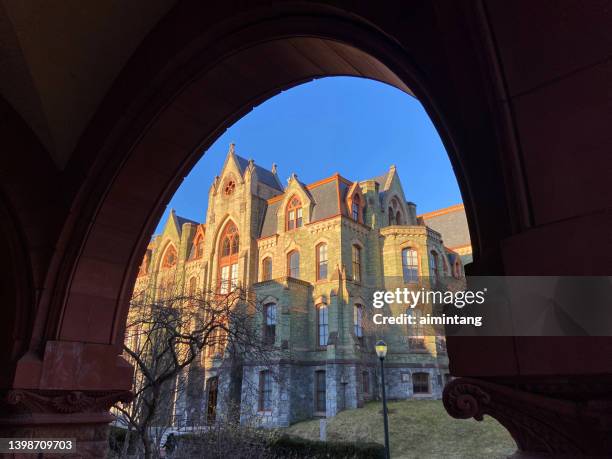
<box><xmin>263</xmin><ymin>303</ymin><xmax>277</xmax><ymax>345</ymax></box>
<box><xmin>286</xmin><ymin>194</ymin><xmax>303</xmax><ymax>230</ymax></box>
<box><xmin>412</xmin><ymin>372</ymin><xmax>431</xmax><ymax>395</ymax></box>
<box><xmin>346</xmin><ymin>185</ymin><xmax>365</xmax><ymax>224</ymax></box>
<box><xmin>315</xmin><ymin>242</ymin><xmax>328</xmax><ymax>281</ymax></box>
<box><xmin>191</xmin><ymin>232</ymin><xmax>205</xmax><ymax>260</ymax></box>
<box><xmin>261</xmin><ymin>256</ymin><xmax>273</xmax><ymax>281</ymax></box>
<box><xmin>161</xmin><ymin>243</ymin><xmax>178</xmax><ymax>269</ymax></box>
<box><xmin>351</xmin><ymin>243</ymin><xmax>363</xmax><ymax>284</ymax></box>
<box><xmin>218</xmin><ymin>221</ymin><xmax>239</xmax><ymax>294</ymax></box>
<box><xmin>258</xmin><ymin>370</ymin><xmax>273</xmax><ymax>412</ymax></box>
<box><xmin>429</xmin><ymin>249</ymin><xmax>440</xmax><ymax>284</ymax></box>
<box><xmin>387</xmin><ymin>195</ymin><xmax>406</xmax><ymax>226</ymax></box>
<box><xmin>316</xmin><ymin>303</ymin><xmax>329</xmax><ymax>350</ymax></box>
<box><xmin>401</xmin><ymin>245</ymin><xmax>420</xmax><ymax>284</ymax></box>
<box><xmin>287</xmin><ymin>249</ymin><xmax>300</xmax><ymax>279</ymax></box>
<box><xmin>314</xmin><ymin>370</ymin><xmax>326</xmax><ymax>415</ymax></box>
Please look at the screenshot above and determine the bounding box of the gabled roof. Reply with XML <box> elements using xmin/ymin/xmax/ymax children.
<box><xmin>234</xmin><ymin>153</ymin><xmax>283</xmax><ymax>191</ymax></box>
<box><xmin>259</xmin><ymin>174</ymin><xmax>353</xmax><ymax>238</ymax></box>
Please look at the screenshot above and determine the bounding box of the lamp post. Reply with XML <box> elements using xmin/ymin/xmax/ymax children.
<box><xmin>376</xmin><ymin>340</ymin><xmax>391</xmax><ymax>459</ymax></box>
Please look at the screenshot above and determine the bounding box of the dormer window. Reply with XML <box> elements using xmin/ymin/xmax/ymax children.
<box><xmin>352</xmin><ymin>194</ymin><xmax>360</xmax><ymax>221</ymax></box>
<box><xmin>286</xmin><ymin>196</ymin><xmax>303</xmax><ymax>230</ymax></box>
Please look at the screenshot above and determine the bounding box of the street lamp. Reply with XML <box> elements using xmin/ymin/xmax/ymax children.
<box><xmin>376</xmin><ymin>340</ymin><xmax>390</xmax><ymax>459</ymax></box>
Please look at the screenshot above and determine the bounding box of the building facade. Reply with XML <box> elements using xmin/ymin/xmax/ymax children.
<box><xmin>132</xmin><ymin>145</ymin><xmax>470</xmax><ymax>428</ymax></box>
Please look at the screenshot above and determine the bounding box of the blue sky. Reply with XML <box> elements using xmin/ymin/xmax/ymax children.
<box><xmin>155</xmin><ymin>76</ymin><xmax>461</xmax><ymax>234</ymax></box>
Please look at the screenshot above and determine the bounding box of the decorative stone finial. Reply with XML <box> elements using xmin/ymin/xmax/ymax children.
<box><xmin>287</xmin><ymin>172</ymin><xmax>298</xmax><ymax>184</ymax></box>
<box><xmin>228</xmin><ymin>143</ymin><xmax>235</xmax><ymax>155</ymax></box>
<box><xmin>271</xmin><ymin>163</ymin><xmax>278</xmax><ymax>174</ymax></box>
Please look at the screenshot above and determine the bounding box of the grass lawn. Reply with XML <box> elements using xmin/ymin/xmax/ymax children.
<box><xmin>284</xmin><ymin>399</ymin><xmax>516</xmax><ymax>459</ymax></box>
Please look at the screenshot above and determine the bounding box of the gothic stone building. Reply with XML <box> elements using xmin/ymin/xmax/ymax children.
<box><xmin>132</xmin><ymin>145</ymin><xmax>469</xmax><ymax>428</ymax></box>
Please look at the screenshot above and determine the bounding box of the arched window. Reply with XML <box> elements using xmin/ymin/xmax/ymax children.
<box><xmin>317</xmin><ymin>304</ymin><xmax>329</xmax><ymax>347</ymax></box>
<box><xmin>286</xmin><ymin>196</ymin><xmax>303</xmax><ymax>230</ymax></box>
<box><xmin>192</xmin><ymin>234</ymin><xmax>204</xmax><ymax>259</ymax></box>
<box><xmin>429</xmin><ymin>250</ymin><xmax>439</xmax><ymax>282</ymax></box>
<box><xmin>351</xmin><ymin>194</ymin><xmax>360</xmax><ymax>221</ymax></box>
<box><xmin>262</xmin><ymin>257</ymin><xmax>272</xmax><ymax>281</ymax></box>
<box><xmin>388</xmin><ymin>197</ymin><xmax>404</xmax><ymax>226</ymax></box>
<box><xmin>316</xmin><ymin>243</ymin><xmax>328</xmax><ymax>280</ymax></box>
<box><xmin>264</xmin><ymin>303</ymin><xmax>277</xmax><ymax>344</ymax></box>
<box><xmin>352</xmin><ymin>244</ymin><xmax>362</xmax><ymax>283</ymax></box>
<box><xmin>287</xmin><ymin>250</ymin><xmax>300</xmax><ymax>278</ymax></box>
<box><xmin>218</xmin><ymin>221</ymin><xmax>239</xmax><ymax>294</ymax></box>
<box><xmin>354</xmin><ymin>304</ymin><xmax>363</xmax><ymax>339</ymax></box>
<box><xmin>162</xmin><ymin>244</ymin><xmax>178</xmax><ymax>269</ymax></box>
<box><xmin>407</xmin><ymin>308</ymin><xmax>425</xmax><ymax>349</ymax></box>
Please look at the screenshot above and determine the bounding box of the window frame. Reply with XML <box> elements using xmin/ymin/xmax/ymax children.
<box><xmin>287</xmin><ymin>250</ymin><xmax>300</xmax><ymax>278</ymax></box>
<box><xmin>218</xmin><ymin>221</ymin><xmax>239</xmax><ymax>294</ymax></box>
<box><xmin>286</xmin><ymin>195</ymin><xmax>303</xmax><ymax>230</ymax></box>
<box><xmin>412</xmin><ymin>372</ymin><xmax>430</xmax><ymax>394</ymax></box>
<box><xmin>258</xmin><ymin>370</ymin><xmax>273</xmax><ymax>412</ymax></box>
<box><xmin>263</xmin><ymin>303</ymin><xmax>277</xmax><ymax>345</ymax></box>
<box><xmin>316</xmin><ymin>242</ymin><xmax>328</xmax><ymax>281</ymax></box>
<box><xmin>401</xmin><ymin>247</ymin><xmax>419</xmax><ymax>283</ymax></box>
<box><xmin>262</xmin><ymin>257</ymin><xmax>273</xmax><ymax>281</ymax></box>
<box><xmin>316</xmin><ymin>303</ymin><xmax>329</xmax><ymax>348</ymax></box>
<box><xmin>354</xmin><ymin>304</ymin><xmax>363</xmax><ymax>340</ymax></box>
<box><xmin>352</xmin><ymin>244</ymin><xmax>362</xmax><ymax>283</ymax></box>
<box><xmin>315</xmin><ymin>370</ymin><xmax>326</xmax><ymax>414</ymax></box>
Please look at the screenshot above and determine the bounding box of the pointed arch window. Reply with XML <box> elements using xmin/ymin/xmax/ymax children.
<box><xmin>218</xmin><ymin>222</ymin><xmax>239</xmax><ymax>294</ymax></box>
<box><xmin>287</xmin><ymin>250</ymin><xmax>300</xmax><ymax>278</ymax></box>
<box><xmin>192</xmin><ymin>233</ymin><xmax>204</xmax><ymax>259</ymax></box>
<box><xmin>162</xmin><ymin>244</ymin><xmax>178</xmax><ymax>269</ymax></box>
<box><xmin>388</xmin><ymin>197</ymin><xmax>403</xmax><ymax>225</ymax></box>
<box><xmin>286</xmin><ymin>196</ymin><xmax>303</xmax><ymax>230</ymax></box>
<box><xmin>316</xmin><ymin>243</ymin><xmax>328</xmax><ymax>280</ymax></box>
<box><xmin>139</xmin><ymin>250</ymin><xmax>151</xmax><ymax>276</ymax></box>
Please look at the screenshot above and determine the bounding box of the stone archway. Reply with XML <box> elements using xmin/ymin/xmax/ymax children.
<box><xmin>1</xmin><ymin>2</ymin><xmax>611</xmax><ymax>457</ymax></box>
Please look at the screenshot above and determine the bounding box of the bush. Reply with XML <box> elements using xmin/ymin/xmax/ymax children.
<box><xmin>269</xmin><ymin>435</ymin><xmax>385</xmax><ymax>459</ymax></box>
<box><xmin>172</xmin><ymin>429</ymin><xmax>384</xmax><ymax>459</ymax></box>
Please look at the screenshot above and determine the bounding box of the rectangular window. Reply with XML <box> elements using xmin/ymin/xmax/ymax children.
<box><xmin>407</xmin><ymin>309</ymin><xmax>425</xmax><ymax>350</ymax></box>
<box><xmin>264</xmin><ymin>303</ymin><xmax>276</xmax><ymax>344</ymax></box>
<box><xmin>259</xmin><ymin>370</ymin><xmax>272</xmax><ymax>411</ymax></box>
<box><xmin>288</xmin><ymin>210</ymin><xmax>295</xmax><ymax>230</ymax></box>
<box><xmin>296</xmin><ymin>208</ymin><xmax>303</xmax><ymax>228</ymax></box>
<box><xmin>317</xmin><ymin>244</ymin><xmax>328</xmax><ymax>280</ymax></box>
<box><xmin>402</xmin><ymin>248</ymin><xmax>418</xmax><ymax>283</ymax></box>
<box><xmin>362</xmin><ymin>371</ymin><xmax>369</xmax><ymax>395</ymax></box>
<box><xmin>352</xmin><ymin>245</ymin><xmax>361</xmax><ymax>283</ymax></box>
<box><xmin>354</xmin><ymin>304</ymin><xmax>363</xmax><ymax>338</ymax></box>
<box><xmin>352</xmin><ymin>203</ymin><xmax>359</xmax><ymax>221</ymax></box>
<box><xmin>317</xmin><ymin>305</ymin><xmax>328</xmax><ymax>347</ymax></box>
<box><xmin>413</xmin><ymin>372</ymin><xmax>430</xmax><ymax>394</ymax></box>
<box><xmin>288</xmin><ymin>251</ymin><xmax>300</xmax><ymax>278</ymax></box>
<box><xmin>315</xmin><ymin>370</ymin><xmax>326</xmax><ymax>413</ymax></box>
<box><xmin>220</xmin><ymin>265</ymin><xmax>230</xmax><ymax>294</ymax></box>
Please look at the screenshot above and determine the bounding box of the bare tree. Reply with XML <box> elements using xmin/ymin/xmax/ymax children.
<box><xmin>113</xmin><ymin>285</ymin><xmax>276</xmax><ymax>459</ymax></box>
